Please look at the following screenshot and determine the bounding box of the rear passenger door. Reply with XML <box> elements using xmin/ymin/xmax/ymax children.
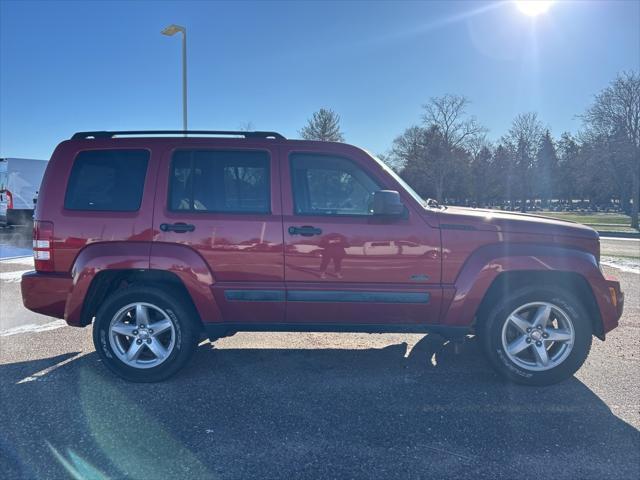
<box><xmin>153</xmin><ymin>145</ymin><xmax>285</xmax><ymax>324</ymax></box>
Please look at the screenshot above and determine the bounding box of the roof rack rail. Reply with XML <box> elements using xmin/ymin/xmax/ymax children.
<box><xmin>71</xmin><ymin>130</ymin><xmax>286</xmax><ymax>140</ymax></box>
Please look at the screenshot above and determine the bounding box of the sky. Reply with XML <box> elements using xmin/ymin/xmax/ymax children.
<box><xmin>1</xmin><ymin>0</ymin><xmax>639</xmax><ymax>159</ymax></box>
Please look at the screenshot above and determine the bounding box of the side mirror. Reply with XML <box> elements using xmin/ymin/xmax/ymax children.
<box><xmin>372</xmin><ymin>190</ymin><xmax>404</xmax><ymax>217</ymax></box>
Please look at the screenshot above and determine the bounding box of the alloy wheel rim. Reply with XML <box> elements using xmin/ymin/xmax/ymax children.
<box><xmin>501</xmin><ymin>301</ymin><xmax>575</xmax><ymax>372</ymax></box>
<box><xmin>108</xmin><ymin>302</ymin><xmax>176</xmax><ymax>369</ymax></box>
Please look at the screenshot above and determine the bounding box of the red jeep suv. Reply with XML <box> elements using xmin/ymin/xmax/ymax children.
<box><xmin>21</xmin><ymin>130</ymin><xmax>624</xmax><ymax>384</ymax></box>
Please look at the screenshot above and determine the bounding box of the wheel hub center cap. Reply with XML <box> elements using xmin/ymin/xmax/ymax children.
<box><xmin>138</xmin><ymin>329</ymin><xmax>150</xmax><ymax>340</ymax></box>
<box><xmin>530</xmin><ymin>330</ymin><xmax>542</xmax><ymax>341</ymax></box>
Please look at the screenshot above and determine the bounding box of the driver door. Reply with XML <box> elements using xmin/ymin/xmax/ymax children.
<box><xmin>281</xmin><ymin>146</ymin><xmax>442</xmax><ymax>326</ymax></box>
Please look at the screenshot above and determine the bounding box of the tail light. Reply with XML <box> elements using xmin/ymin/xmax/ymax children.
<box><xmin>33</xmin><ymin>220</ymin><xmax>54</xmax><ymax>272</ymax></box>
<box><xmin>6</xmin><ymin>190</ymin><xmax>13</xmax><ymax>209</ymax></box>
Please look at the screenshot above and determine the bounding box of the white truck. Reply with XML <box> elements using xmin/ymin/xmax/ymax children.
<box><xmin>0</xmin><ymin>158</ymin><xmax>48</xmax><ymax>226</ymax></box>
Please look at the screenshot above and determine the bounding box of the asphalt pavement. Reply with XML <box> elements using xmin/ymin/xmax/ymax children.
<box><xmin>0</xmin><ymin>230</ymin><xmax>639</xmax><ymax>479</ymax></box>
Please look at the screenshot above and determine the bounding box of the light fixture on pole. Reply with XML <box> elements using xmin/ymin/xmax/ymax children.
<box><xmin>161</xmin><ymin>24</ymin><xmax>187</xmax><ymax>132</ymax></box>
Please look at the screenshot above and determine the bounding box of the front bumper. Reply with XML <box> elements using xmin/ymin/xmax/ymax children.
<box><xmin>596</xmin><ymin>275</ymin><xmax>624</xmax><ymax>336</ymax></box>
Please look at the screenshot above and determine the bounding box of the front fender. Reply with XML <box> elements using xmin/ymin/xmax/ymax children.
<box><xmin>440</xmin><ymin>243</ymin><xmax>611</xmax><ymax>328</ymax></box>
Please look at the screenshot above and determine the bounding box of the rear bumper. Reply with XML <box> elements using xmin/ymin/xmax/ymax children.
<box><xmin>21</xmin><ymin>271</ymin><xmax>73</xmax><ymax>320</ymax></box>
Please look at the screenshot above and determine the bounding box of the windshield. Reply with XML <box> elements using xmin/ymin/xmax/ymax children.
<box><xmin>367</xmin><ymin>151</ymin><xmax>427</xmax><ymax>208</ymax></box>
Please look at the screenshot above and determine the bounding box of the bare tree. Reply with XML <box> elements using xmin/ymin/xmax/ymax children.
<box><xmin>299</xmin><ymin>108</ymin><xmax>345</xmax><ymax>142</ymax></box>
<box><xmin>382</xmin><ymin>76</ymin><xmax>637</xmax><ymax>215</ymax></box>
<box><xmin>422</xmin><ymin>94</ymin><xmax>487</xmax><ymax>201</ymax></box>
<box><xmin>503</xmin><ymin>112</ymin><xmax>545</xmax><ymax>212</ymax></box>
<box><xmin>467</xmin><ymin>133</ymin><xmax>490</xmax><ymax>160</ymax></box>
<box><xmin>583</xmin><ymin>71</ymin><xmax>640</xmax><ymax>228</ymax></box>
<box><xmin>423</xmin><ymin>94</ymin><xmax>486</xmax><ymax>150</ymax></box>
<box><xmin>237</xmin><ymin>121</ymin><xmax>255</xmax><ymax>131</ymax></box>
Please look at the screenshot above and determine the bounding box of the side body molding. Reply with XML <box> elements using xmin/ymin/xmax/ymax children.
<box><xmin>66</xmin><ymin>242</ymin><xmax>153</xmax><ymax>325</ymax></box>
<box><xmin>440</xmin><ymin>243</ymin><xmax>610</xmax><ymax>328</ymax></box>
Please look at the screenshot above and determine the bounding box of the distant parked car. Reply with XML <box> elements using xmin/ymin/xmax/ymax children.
<box><xmin>0</xmin><ymin>158</ymin><xmax>48</xmax><ymax>226</ymax></box>
<box><xmin>21</xmin><ymin>130</ymin><xmax>624</xmax><ymax>384</ymax></box>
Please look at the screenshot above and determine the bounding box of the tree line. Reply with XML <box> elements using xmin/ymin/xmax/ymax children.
<box><xmin>299</xmin><ymin>71</ymin><xmax>639</xmax><ymax>229</ymax></box>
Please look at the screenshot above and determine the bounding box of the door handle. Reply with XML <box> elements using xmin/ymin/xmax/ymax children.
<box><xmin>160</xmin><ymin>222</ymin><xmax>195</xmax><ymax>233</ymax></box>
<box><xmin>288</xmin><ymin>225</ymin><xmax>322</xmax><ymax>237</ymax></box>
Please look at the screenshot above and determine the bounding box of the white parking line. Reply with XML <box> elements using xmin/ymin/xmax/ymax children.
<box><xmin>0</xmin><ymin>255</ymin><xmax>34</xmax><ymax>265</ymax></box>
<box><xmin>0</xmin><ymin>269</ymin><xmax>31</xmax><ymax>282</ymax></box>
<box><xmin>601</xmin><ymin>257</ymin><xmax>640</xmax><ymax>274</ymax></box>
<box><xmin>0</xmin><ymin>320</ymin><xmax>67</xmax><ymax>337</ymax></box>
<box><xmin>17</xmin><ymin>352</ymin><xmax>83</xmax><ymax>384</ymax></box>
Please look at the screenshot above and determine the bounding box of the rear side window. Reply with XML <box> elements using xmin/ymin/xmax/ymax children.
<box><xmin>169</xmin><ymin>150</ymin><xmax>270</xmax><ymax>213</ymax></box>
<box><xmin>64</xmin><ymin>150</ymin><xmax>149</xmax><ymax>211</ymax></box>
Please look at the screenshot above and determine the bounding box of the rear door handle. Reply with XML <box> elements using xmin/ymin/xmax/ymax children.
<box><xmin>288</xmin><ymin>225</ymin><xmax>322</xmax><ymax>237</ymax></box>
<box><xmin>160</xmin><ymin>222</ymin><xmax>195</xmax><ymax>233</ymax></box>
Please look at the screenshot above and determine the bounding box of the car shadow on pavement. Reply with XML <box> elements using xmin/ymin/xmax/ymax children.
<box><xmin>1</xmin><ymin>335</ymin><xmax>639</xmax><ymax>480</ymax></box>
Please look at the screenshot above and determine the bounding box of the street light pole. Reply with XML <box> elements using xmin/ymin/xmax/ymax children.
<box><xmin>181</xmin><ymin>28</ymin><xmax>187</xmax><ymax>132</ymax></box>
<box><xmin>161</xmin><ymin>24</ymin><xmax>187</xmax><ymax>132</ymax></box>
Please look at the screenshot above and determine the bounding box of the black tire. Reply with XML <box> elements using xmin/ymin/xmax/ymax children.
<box><xmin>479</xmin><ymin>286</ymin><xmax>592</xmax><ymax>386</ymax></box>
<box><xmin>92</xmin><ymin>286</ymin><xmax>200</xmax><ymax>382</ymax></box>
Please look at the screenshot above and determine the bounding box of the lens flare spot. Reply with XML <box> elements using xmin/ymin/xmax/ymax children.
<box><xmin>515</xmin><ymin>1</ymin><xmax>554</xmax><ymax>17</ymax></box>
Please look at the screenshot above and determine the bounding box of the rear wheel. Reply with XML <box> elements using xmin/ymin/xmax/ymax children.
<box><xmin>480</xmin><ymin>287</ymin><xmax>592</xmax><ymax>386</ymax></box>
<box><xmin>93</xmin><ymin>286</ymin><xmax>199</xmax><ymax>382</ymax></box>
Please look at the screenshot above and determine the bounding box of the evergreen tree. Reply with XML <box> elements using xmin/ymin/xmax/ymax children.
<box><xmin>299</xmin><ymin>108</ymin><xmax>345</xmax><ymax>142</ymax></box>
<box><xmin>535</xmin><ymin>130</ymin><xmax>558</xmax><ymax>208</ymax></box>
<box><xmin>470</xmin><ymin>145</ymin><xmax>493</xmax><ymax>207</ymax></box>
<box><xmin>503</xmin><ymin>113</ymin><xmax>544</xmax><ymax>212</ymax></box>
<box><xmin>556</xmin><ymin>133</ymin><xmax>581</xmax><ymax>206</ymax></box>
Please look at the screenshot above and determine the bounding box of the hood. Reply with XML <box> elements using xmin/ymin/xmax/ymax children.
<box><xmin>437</xmin><ymin>206</ymin><xmax>599</xmax><ymax>240</ymax></box>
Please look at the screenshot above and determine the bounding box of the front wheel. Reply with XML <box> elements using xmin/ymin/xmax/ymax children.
<box><xmin>93</xmin><ymin>286</ymin><xmax>199</xmax><ymax>382</ymax></box>
<box><xmin>480</xmin><ymin>287</ymin><xmax>592</xmax><ymax>386</ymax></box>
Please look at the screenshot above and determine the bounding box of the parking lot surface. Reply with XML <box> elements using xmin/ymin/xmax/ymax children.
<box><xmin>0</xmin><ymin>231</ymin><xmax>639</xmax><ymax>479</ymax></box>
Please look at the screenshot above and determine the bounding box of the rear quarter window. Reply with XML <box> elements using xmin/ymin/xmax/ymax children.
<box><xmin>64</xmin><ymin>150</ymin><xmax>149</xmax><ymax>211</ymax></box>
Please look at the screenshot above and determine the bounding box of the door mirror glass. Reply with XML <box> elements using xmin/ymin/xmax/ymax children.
<box><xmin>372</xmin><ymin>190</ymin><xmax>404</xmax><ymax>216</ymax></box>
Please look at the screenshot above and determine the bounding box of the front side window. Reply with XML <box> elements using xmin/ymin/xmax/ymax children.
<box><xmin>64</xmin><ymin>150</ymin><xmax>149</xmax><ymax>211</ymax></box>
<box><xmin>290</xmin><ymin>153</ymin><xmax>381</xmax><ymax>216</ymax></box>
<box><xmin>169</xmin><ymin>150</ymin><xmax>270</xmax><ymax>213</ymax></box>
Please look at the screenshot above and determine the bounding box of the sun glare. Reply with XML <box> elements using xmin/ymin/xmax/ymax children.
<box><xmin>515</xmin><ymin>1</ymin><xmax>554</xmax><ymax>17</ymax></box>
